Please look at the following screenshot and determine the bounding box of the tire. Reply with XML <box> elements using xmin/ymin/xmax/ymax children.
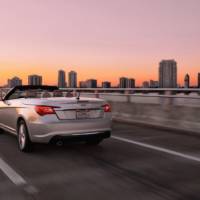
<box><xmin>0</xmin><ymin>128</ymin><xmax>4</xmax><ymax>134</ymax></box>
<box><xmin>17</xmin><ymin>120</ymin><xmax>33</xmax><ymax>152</ymax></box>
<box><xmin>86</xmin><ymin>138</ymin><xmax>102</xmax><ymax>146</ymax></box>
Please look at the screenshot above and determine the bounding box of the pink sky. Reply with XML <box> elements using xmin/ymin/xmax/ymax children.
<box><xmin>0</xmin><ymin>0</ymin><xmax>200</xmax><ymax>86</ymax></box>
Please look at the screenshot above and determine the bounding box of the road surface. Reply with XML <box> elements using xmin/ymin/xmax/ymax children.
<box><xmin>1</xmin><ymin>122</ymin><xmax>200</xmax><ymax>200</ymax></box>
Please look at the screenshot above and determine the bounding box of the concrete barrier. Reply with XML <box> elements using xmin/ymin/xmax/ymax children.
<box><xmin>111</xmin><ymin>101</ymin><xmax>200</xmax><ymax>134</ymax></box>
<box><xmin>1</xmin><ymin>88</ymin><xmax>199</xmax><ymax>134</ymax></box>
<box><xmin>81</xmin><ymin>93</ymin><xmax>200</xmax><ymax>134</ymax></box>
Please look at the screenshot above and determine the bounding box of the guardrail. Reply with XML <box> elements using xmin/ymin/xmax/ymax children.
<box><xmin>1</xmin><ymin>87</ymin><xmax>200</xmax><ymax>99</ymax></box>
<box><xmin>1</xmin><ymin>87</ymin><xmax>200</xmax><ymax>134</ymax></box>
<box><xmin>1</xmin><ymin>87</ymin><xmax>200</xmax><ymax>91</ymax></box>
<box><xmin>60</xmin><ymin>87</ymin><xmax>200</xmax><ymax>93</ymax></box>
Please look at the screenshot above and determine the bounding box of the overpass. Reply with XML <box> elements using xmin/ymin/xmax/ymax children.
<box><xmin>0</xmin><ymin>88</ymin><xmax>200</xmax><ymax>199</ymax></box>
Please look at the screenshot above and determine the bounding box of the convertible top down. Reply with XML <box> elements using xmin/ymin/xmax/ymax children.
<box><xmin>0</xmin><ymin>85</ymin><xmax>112</xmax><ymax>152</ymax></box>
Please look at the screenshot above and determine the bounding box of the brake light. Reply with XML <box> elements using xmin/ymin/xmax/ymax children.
<box><xmin>102</xmin><ymin>104</ymin><xmax>111</xmax><ymax>112</ymax></box>
<box><xmin>35</xmin><ymin>105</ymin><xmax>56</xmax><ymax>116</ymax></box>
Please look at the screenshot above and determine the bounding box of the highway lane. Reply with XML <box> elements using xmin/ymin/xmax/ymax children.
<box><xmin>1</xmin><ymin>122</ymin><xmax>200</xmax><ymax>200</ymax></box>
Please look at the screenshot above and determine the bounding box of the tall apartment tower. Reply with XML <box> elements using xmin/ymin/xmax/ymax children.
<box><xmin>102</xmin><ymin>81</ymin><xmax>111</xmax><ymax>88</ymax></box>
<box><xmin>159</xmin><ymin>60</ymin><xmax>177</xmax><ymax>88</ymax></box>
<box><xmin>119</xmin><ymin>77</ymin><xmax>128</xmax><ymax>88</ymax></box>
<box><xmin>58</xmin><ymin>70</ymin><xmax>66</xmax><ymax>88</ymax></box>
<box><xmin>68</xmin><ymin>71</ymin><xmax>77</xmax><ymax>88</ymax></box>
<box><xmin>150</xmin><ymin>80</ymin><xmax>159</xmax><ymax>88</ymax></box>
<box><xmin>85</xmin><ymin>79</ymin><xmax>97</xmax><ymax>88</ymax></box>
<box><xmin>28</xmin><ymin>75</ymin><xmax>42</xmax><ymax>86</ymax></box>
<box><xmin>184</xmin><ymin>74</ymin><xmax>190</xmax><ymax>88</ymax></box>
<box><xmin>198</xmin><ymin>73</ymin><xmax>200</xmax><ymax>88</ymax></box>
<box><xmin>119</xmin><ymin>77</ymin><xmax>135</xmax><ymax>88</ymax></box>
<box><xmin>7</xmin><ymin>77</ymin><xmax>22</xmax><ymax>88</ymax></box>
<box><xmin>142</xmin><ymin>81</ymin><xmax>149</xmax><ymax>88</ymax></box>
<box><xmin>128</xmin><ymin>78</ymin><xmax>135</xmax><ymax>88</ymax></box>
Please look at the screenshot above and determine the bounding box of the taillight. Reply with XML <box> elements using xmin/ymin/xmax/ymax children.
<box><xmin>35</xmin><ymin>105</ymin><xmax>57</xmax><ymax>116</ymax></box>
<box><xmin>102</xmin><ymin>104</ymin><xmax>111</xmax><ymax>112</ymax></box>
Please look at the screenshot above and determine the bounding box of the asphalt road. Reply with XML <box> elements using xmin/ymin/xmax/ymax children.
<box><xmin>1</xmin><ymin>122</ymin><xmax>200</xmax><ymax>200</ymax></box>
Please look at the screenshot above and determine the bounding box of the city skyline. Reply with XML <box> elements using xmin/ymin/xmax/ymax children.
<box><xmin>4</xmin><ymin>64</ymin><xmax>200</xmax><ymax>88</ymax></box>
<box><xmin>0</xmin><ymin>0</ymin><xmax>200</xmax><ymax>86</ymax></box>
<box><xmin>1</xmin><ymin>60</ymin><xmax>200</xmax><ymax>88</ymax></box>
<box><xmin>1</xmin><ymin>60</ymin><xmax>199</xmax><ymax>87</ymax></box>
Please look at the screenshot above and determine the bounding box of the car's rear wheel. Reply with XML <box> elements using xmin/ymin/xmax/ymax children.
<box><xmin>0</xmin><ymin>128</ymin><xmax>4</xmax><ymax>134</ymax></box>
<box><xmin>17</xmin><ymin>120</ymin><xmax>33</xmax><ymax>152</ymax></box>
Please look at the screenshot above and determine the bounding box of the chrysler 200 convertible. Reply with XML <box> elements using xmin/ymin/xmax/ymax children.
<box><xmin>0</xmin><ymin>86</ymin><xmax>112</xmax><ymax>152</ymax></box>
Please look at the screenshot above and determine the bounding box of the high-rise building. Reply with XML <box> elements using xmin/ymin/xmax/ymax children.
<box><xmin>85</xmin><ymin>79</ymin><xmax>97</xmax><ymax>88</ymax></box>
<box><xmin>119</xmin><ymin>77</ymin><xmax>128</xmax><ymax>88</ymax></box>
<box><xmin>28</xmin><ymin>75</ymin><xmax>42</xmax><ymax>86</ymax></box>
<box><xmin>8</xmin><ymin>77</ymin><xmax>22</xmax><ymax>88</ymax></box>
<box><xmin>119</xmin><ymin>77</ymin><xmax>135</xmax><ymax>88</ymax></box>
<box><xmin>58</xmin><ymin>70</ymin><xmax>66</xmax><ymax>88</ymax></box>
<box><xmin>198</xmin><ymin>73</ymin><xmax>200</xmax><ymax>88</ymax></box>
<box><xmin>184</xmin><ymin>74</ymin><xmax>190</xmax><ymax>88</ymax></box>
<box><xmin>128</xmin><ymin>79</ymin><xmax>135</xmax><ymax>88</ymax></box>
<box><xmin>150</xmin><ymin>80</ymin><xmax>159</xmax><ymax>88</ymax></box>
<box><xmin>68</xmin><ymin>71</ymin><xmax>77</xmax><ymax>88</ymax></box>
<box><xmin>102</xmin><ymin>81</ymin><xmax>111</xmax><ymax>88</ymax></box>
<box><xmin>142</xmin><ymin>81</ymin><xmax>149</xmax><ymax>88</ymax></box>
<box><xmin>159</xmin><ymin>60</ymin><xmax>177</xmax><ymax>88</ymax></box>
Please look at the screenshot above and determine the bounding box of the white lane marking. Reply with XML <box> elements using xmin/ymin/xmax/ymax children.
<box><xmin>0</xmin><ymin>158</ymin><xmax>26</xmax><ymax>186</ymax></box>
<box><xmin>112</xmin><ymin>136</ymin><xmax>200</xmax><ymax>163</ymax></box>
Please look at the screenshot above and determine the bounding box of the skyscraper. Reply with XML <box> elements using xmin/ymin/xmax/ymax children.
<box><xmin>119</xmin><ymin>77</ymin><xmax>128</xmax><ymax>88</ymax></box>
<box><xmin>85</xmin><ymin>79</ymin><xmax>97</xmax><ymax>88</ymax></box>
<box><xmin>28</xmin><ymin>75</ymin><xmax>42</xmax><ymax>86</ymax></box>
<box><xmin>102</xmin><ymin>81</ymin><xmax>111</xmax><ymax>88</ymax></box>
<box><xmin>159</xmin><ymin>60</ymin><xmax>177</xmax><ymax>88</ymax></box>
<box><xmin>68</xmin><ymin>71</ymin><xmax>77</xmax><ymax>88</ymax></box>
<box><xmin>142</xmin><ymin>81</ymin><xmax>149</xmax><ymax>88</ymax></box>
<box><xmin>58</xmin><ymin>70</ymin><xmax>66</xmax><ymax>88</ymax></box>
<box><xmin>8</xmin><ymin>77</ymin><xmax>22</xmax><ymax>88</ymax></box>
<box><xmin>150</xmin><ymin>80</ymin><xmax>159</xmax><ymax>88</ymax></box>
<box><xmin>184</xmin><ymin>74</ymin><xmax>190</xmax><ymax>88</ymax></box>
<box><xmin>198</xmin><ymin>73</ymin><xmax>200</xmax><ymax>88</ymax></box>
<box><xmin>128</xmin><ymin>79</ymin><xmax>135</xmax><ymax>88</ymax></box>
<box><xmin>119</xmin><ymin>77</ymin><xmax>135</xmax><ymax>88</ymax></box>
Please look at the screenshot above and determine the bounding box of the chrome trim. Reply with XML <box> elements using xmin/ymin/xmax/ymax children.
<box><xmin>0</xmin><ymin>123</ymin><xmax>17</xmax><ymax>135</ymax></box>
<box><xmin>34</xmin><ymin>129</ymin><xmax>111</xmax><ymax>138</ymax></box>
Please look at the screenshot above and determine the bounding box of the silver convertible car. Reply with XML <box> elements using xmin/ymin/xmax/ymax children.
<box><xmin>0</xmin><ymin>86</ymin><xmax>112</xmax><ymax>152</ymax></box>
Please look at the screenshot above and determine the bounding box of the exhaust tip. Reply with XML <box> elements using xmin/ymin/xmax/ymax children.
<box><xmin>56</xmin><ymin>140</ymin><xmax>64</xmax><ymax>146</ymax></box>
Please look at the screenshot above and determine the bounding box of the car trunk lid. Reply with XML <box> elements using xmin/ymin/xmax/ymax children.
<box><xmin>23</xmin><ymin>97</ymin><xmax>105</xmax><ymax>120</ymax></box>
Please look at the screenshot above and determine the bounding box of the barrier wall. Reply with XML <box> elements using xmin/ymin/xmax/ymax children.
<box><xmin>82</xmin><ymin>93</ymin><xmax>200</xmax><ymax>133</ymax></box>
<box><xmin>1</xmin><ymin>88</ymin><xmax>199</xmax><ymax>133</ymax></box>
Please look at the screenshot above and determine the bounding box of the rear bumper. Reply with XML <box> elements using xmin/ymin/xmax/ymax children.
<box><xmin>27</xmin><ymin>117</ymin><xmax>112</xmax><ymax>143</ymax></box>
<box><xmin>49</xmin><ymin>131</ymin><xmax>111</xmax><ymax>144</ymax></box>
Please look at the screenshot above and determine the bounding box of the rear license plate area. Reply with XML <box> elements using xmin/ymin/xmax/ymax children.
<box><xmin>56</xmin><ymin>109</ymin><xmax>103</xmax><ymax>120</ymax></box>
<box><xmin>56</xmin><ymin>110</ymin><xmax>76</xmax><ymax>120</ymax></box>
<box><xmin>76</xmin><ymin>109</ymin><xmax>103</xmax><ymax>119</ymax></box>
<box><xmin>76</xmin><ymin>110</ymin><xmax>89</xmax><ymax>119</ymax></box>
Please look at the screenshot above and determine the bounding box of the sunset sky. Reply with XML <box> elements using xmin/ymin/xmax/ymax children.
<box><xmin>0</xmin><ymin>0</ymin><xmax>200</xmax><ymax>86</ymax></box>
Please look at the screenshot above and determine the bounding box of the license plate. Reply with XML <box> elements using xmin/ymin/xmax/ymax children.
<box><xmin>56</xmin><ymin>110</ymin><xmax>76</xmax><ymax>120</ymax></box>
<box><xmin>76</xmin><ymin>110</ymin><xmax>89</xmax><ymax>119</ymax></box>
<box><xmin>76</xmin><ymin>109</ymin><xmax>103</xmax><ymax>119</ymax></box>
<box><xmin>89</xmin><ymin>110</ymin><xmax>103</xmax><ymax>118</ymax></box>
